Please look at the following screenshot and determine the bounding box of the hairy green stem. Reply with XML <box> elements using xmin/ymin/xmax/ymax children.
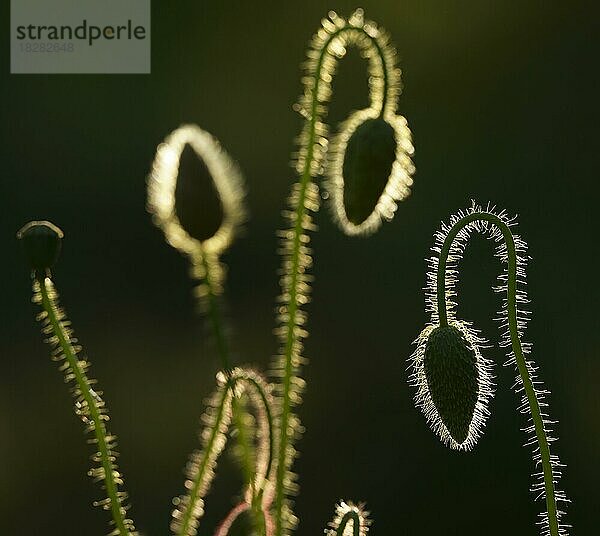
<box><xmin>273</xmin><ymin>27</ymin><xmax>334</xmax><ymax>534</ymax></box>
<box><xmin>371</xmin><ymin>38</ymin><xmax>389</xmax><ymax>117</ymax></box>
<box><xmin>193</xmin><ymin>250</ymin><xmax>261</xmax><ymax>530</ymax></box>
<box><xmin>241</xmin><ymin>376</ymin><xmax>275</xmax><ymax>495</ymax></box>
<box><xmin>175</xmin><ymin>371</ymin><xmax>275</xmax><ymax>536</ymax></box>
<box><xmin>199</xmin><ymin>251</ymin><xmax>231</xmax><ymax>371</ymax></box>
<box><xmin>274</xmin><ymin>22</ymin><xmax>392</xmax><ymax>535</ymax></box>
<box><xmin>436</xmin><ymin>212</ymin><xmax>559</xmax><ymax>536</ymax></box>
<box><xmin>176</xmin><ymin>382</ymin><xmax>231</xmax><ymax>536</ymax></box>
<box><xmin>37</xmin><ymin>274</ymin><xmax>131</xmax><ymax>536</ymax></box>
<box><xmin>246</xmin><ymin>373</ymin><xmax>276</xmax><ymax>536</ymax></box>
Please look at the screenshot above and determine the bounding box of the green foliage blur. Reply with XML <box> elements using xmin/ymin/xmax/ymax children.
<box><xmin>1</xmin><ymin>1</ymin><xmax>597</xmax><ymax>534</ymax></box>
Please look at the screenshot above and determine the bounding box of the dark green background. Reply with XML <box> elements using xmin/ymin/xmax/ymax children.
<box><xmin>1</xmin><ymin>1</ymin><xmax>597</xmax><ymax>534</ymax></box>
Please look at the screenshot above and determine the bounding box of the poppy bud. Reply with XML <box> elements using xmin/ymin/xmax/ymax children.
<box><xmin>326</xmin><ymin>108</ymin><xmax>414</xmax><ymax>236</ymax></box>
<box><xmin>148</xmin><ymin>124</ymin><xmax>245</xmax><ymax>258</ymax></box>
<box><xmin>342</xmin><ymin>117</ymin><xmax>397</xmax><ymax>225</ymax></box>
<box><xmin>17</xmin><ymin>221</ymin><xmax>64</xmax><ymax>271</ymax></box>
<box><xmin>175</xmin><ymin>144</ymin><xmax>224</xmax><ymax>243</ymax></box>
<box><xmin>423</xmin><ymin>325</ymin><xmax>479</xmax><ymax>445</ymax></box>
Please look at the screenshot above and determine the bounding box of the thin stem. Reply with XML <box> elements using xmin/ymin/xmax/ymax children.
<box><xmin>436</xmin><ymin>212</ymin><xmax>559</xmax><ymax>536</ymax></box>
<box><xmin>194</xmin><ymin>249</ymin><xmax>259</xmax><ymax>526</ymax></box>
<box><xmin>174</xmin><ymin>370</ymin><xmax>275</xmax><ymax>536</ymax></box>
<box><xmin>273</xmin><ymin>27</ymin><xmax>332</xmax><ymax>533</ymax></box>
<box><xmin>176</xmin><ymin>382</ymin><xmax>231</xmax><ymax>536</ymax></box>
<box><xmin>199</xmin><ymin>250</ymin><xmax>231</xmax><ymax>371</ymax></box>
<box><xmin>234</xmin><ymin>374</ymin><xmax>275</xmax><ymax>534</ymax></box>
<box><xmin>372</xmin><ymin>37</ymin><xmax>389</xmax><ymax>116</ymax></box>
<box><xmin>242</xmin><ymin>374</ymin><xmax>276</xmax><ymax>536</ymax></box>
<box><xmin>214</xmin><ymin>502</ymin><xmax>250</xmax><ymax>536</ymax></box>
<box><xmin>273</xmin><ymin>22</ymin><xmax>392</xmax><ymax>535</ymax></box>
<box><xmin>37</xmin><ymin>274</ymin><xmax>132</xmax><ymax>536</ymax></box>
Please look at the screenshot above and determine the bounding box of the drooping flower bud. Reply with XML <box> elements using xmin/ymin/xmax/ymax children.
<box><xmin>342</xmin><ymin>117</ymin><xmax>397</xmax><ymax>225</ymax></box>
<box><xmin>423</xmin><ymin>325</ymin><xmax>479</xmax><ymax>445</ymax></box>
<box><xmin>175</xmin><ymin>144</ymin><xmax>224</xmax><ymax>243</ymax></box>
<box><xmin>326</xmin><ymin>108</ymin><xmax>414</xmax><ymax>236</ymax></box>
<box><xmin>147</xmin><ymin>124</ymin><xmax>245</xmax><ymax>258</ymax></box>
<box><xmin>410</xmin><ymin>321</ymin><xmax>493</xmax><ymax>451</ymax></box>
<box><xmin>17</xmin><ymin>221</ymin><xmax>64</xmax><ymax>271</ymax></box>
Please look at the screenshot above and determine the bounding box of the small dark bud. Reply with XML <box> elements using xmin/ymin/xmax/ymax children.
<box><xmin>17</xmin><ymin>221</ymin><xmax>64</xmax><ymax>271</ymax></box>
<box><xmin>424</xmin><ymin>325</ymin><xmax>479</xmax><ymax>445</ymax></box>
<box><xmin>342</xmin><ymin>117</ymin><xmax>397</xmax><ymax>225</ymax></box>
<box><xmin>175</xmin><ymin>144</ymin><xmax>224</xmax><ymax>242</ymax></box>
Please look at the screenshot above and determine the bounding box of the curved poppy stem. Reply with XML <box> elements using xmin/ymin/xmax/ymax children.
<box><xmin>272</xmin><ymin>13</ymin><xmax>397</xmax><ymax>534</ymax></box>
<box><xmin>436</xmin><ymin>211</ymin><xmax>560</xmax><ymax>536</ymax></box>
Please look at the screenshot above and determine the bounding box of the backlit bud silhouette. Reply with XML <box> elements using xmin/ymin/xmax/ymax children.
<box><xmin>17</xmin><ymin>220</ymin><xmax>64</xmax><ymax>272</ymax></box>
<box><xmin>409</xmin><ymin>203</ymin><xmax>569</xmax><ymax>536</ymax></box>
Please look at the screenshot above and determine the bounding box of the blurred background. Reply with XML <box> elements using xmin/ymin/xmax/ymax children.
<box><xmin>1</xmin><ymin>1</ymin><xmax>598</xmax><ymax>534</ymax></box>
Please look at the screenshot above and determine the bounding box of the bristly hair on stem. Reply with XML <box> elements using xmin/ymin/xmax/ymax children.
<box><xmin>170</xmin><ymin>368</ymin><xmax>275</xmax><ymax>536</ymax></box>
<box><xmin>409</xmin><ymin>202</ymin><xmax>569</xmax><ymax>536</ymax></box>
<box><xmin>17</xmin><ymin>220</ymin><xmax>137</xmax><ymax>536</ymax></box>
<box><xmin>19</xmin><ymin>11</ymin><xmax>419</xmax><ymax>536</ymax></box>
<box><xmin>148</xmin><ymin>125</ymin><xmax>273</xmax><ymax>535</ymax></box>
<box><xmin>271</xmin><ymin>10</ymin><xmax>414</xmax><ymax>535</ymax></box>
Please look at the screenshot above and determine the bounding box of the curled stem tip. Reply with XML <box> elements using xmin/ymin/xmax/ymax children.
<box><xmin>410</xmin><ymin>203</ymin><xmax>568</xmax><ymax>536</ymax></box>
<box><xmin>272</xmin><ymin>10</ymin><xmax>414</xmax><ymax>535</ymax></box>
<box><xmin>326</xmin><ymin>502</ymin><xmax>370</xmax><ymax>536</ymax></box>
<box><xmin>171</xmin><ymin>368</ymin><xmax>275</xmax><ymax>536</ymax></box>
